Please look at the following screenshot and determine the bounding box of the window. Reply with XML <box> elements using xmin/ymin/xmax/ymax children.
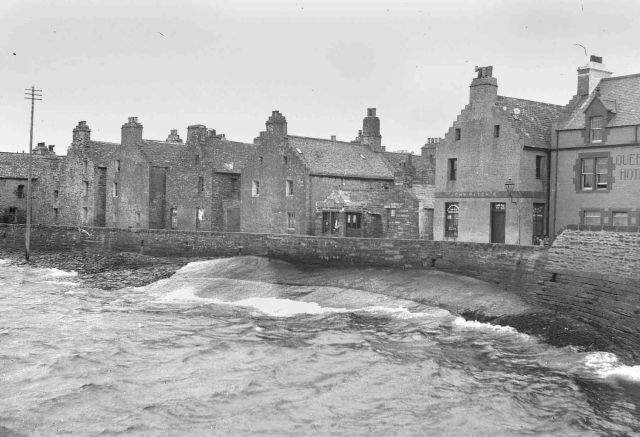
<box><xmin>252</xmin><ymin>180</ymin><xmax>260</xmax><ymax>197</ymax></box>
<box><xmin>445</xmin><ymin>203</ymin><xmax>459</xmax><ymax>238</ymax></box>
<box><xmin>494</xmin><ymin>125</ymin><xmax>500</xmax><ymax>138</ymax></box>
<box><xmin>322</xmin><ymin>211</ymin><xmax>338</xmax><ymax>234</ymax></box>
<box><xmin>83</xmin><ymin>160</ymin><xmax>88</xmax><ymax>173</ymax></box>
<box><xmin>53</xmin><ymin>208</ymin><xmax>59</xmax><ymax>220</ymax></box>
<box><xmin>113</xmin><ymin>182</ymin><xmax>118</xmax><ymax>197</ymax></box>
<box><xmin>16</xmin><ymin>185</ymin><xmax>24</xmax><ymax>199</ymax></box>
<box><xmin>83</xmin><ymin>181</ymin><xmax>89</xmax><ymax>196</ymax></box>
<box><xmin>283</xmin><ymin>155</ymin><xmax>288</xmax><ymax>165</ymax></box>
<box><xmin>135</xmin><ymin>212</ymin><xmax>141</xmax><ymax>226</ymax></box>
<box><xmin>346</xmin><ymin>213</ymin><xmax>362</xmax><ymax>229</ymax></box>
<box><xmin>195</xmin><ymin>155</ymin><xmax>200</xmax><ymax>165</ymax></box>
<box><xmin>196</xmin><ymin>208</ymin><xmax>204</xmax><ymax>229</ymax></box>
<box><xmin>532</xmin><ymin>203</ymin><xmax>545</xmax><ymax>244</ymax></box>
<box><xmin>583</xmin><ymin>210</ymin><xmax>601</xmax><ymax>225</ymax></box>
<box><xmin>287</xmin><ymin>212</ymin><xmax>295</xmax><ymax>229</ymax></box>
<box><xmin>455</xmin><ymin>128</ymin><xmax>461</xmax><ymax>141</ymax></box>
<box><xmin>590</xmin><ymin>116</ymin><xmax>604</xmax><ymax>143</ymax></box>
<box><xmin>581</xmin><ymin>157</ymin><xmax>608</xmax><ymax>190</ymax></box>
<box><xmin>198</xmin><ymin>176</ymin><xmax>204</xmax><ymax>193</ymax></box>
<box><xmin>116</xmin><ymin>160</ymin><xmax>121</xmax><ymax>172</ymax></box>
<box><xmin>612</xmin><ymin>211</ymin><xmax>629</xmax><ymax>226</ymax></box>
<box><xmin>170</xmin><ymin>208</ymin><xmax>178</xmax><ymax>229</ymax></box>
<box><xmin>285</xmin><ymin>180</ymin><xmax>293</xmax><ymax>196</ymax></box>
<box><xmin>535</xmin><ymin>156</ymin><xmax>544</xmax><ymax>179</ymax></box>
<box><xmin>386</xmin><ymin>208</ymin><xmax>396</xmax><ymax>230</ymax></box>
<box><xmin>448</xmin><ymin>158</ymin><xmax>457</xmax><ymax>181</ymax></box>
<box><xmin>259</xmin><ymin>156</ymin><xmax>263</xmax><ymax>165</ymax></box>
<box><xmin>53</xmin><ymin>190</ymin><xmax>59</xmax><ymax>199</ymax></box>
<box><xmin>82</xmin><ymin>207</ymin><xmax>88</xmax><ymax>223</ymax></box>
<box><xmin>8</xmin><ymin>207</ymin><xmax>17</xmax><ymax>223</ymax></box>
<box><xmin>230</xmin><ymin>176</ymin><xmax>240</xmax><ymax>199</ymax></box>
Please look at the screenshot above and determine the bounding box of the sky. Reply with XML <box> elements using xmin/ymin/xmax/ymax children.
<box><xmin>2</xmin><ymin>0</ymin><xmax>640</xmax><ymax>155</ymax></box>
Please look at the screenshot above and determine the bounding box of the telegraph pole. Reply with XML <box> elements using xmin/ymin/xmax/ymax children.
<box><xmin>24</xmin><ymin>86</ymin><xmax>42</xmax><ymax>261</ymax></box>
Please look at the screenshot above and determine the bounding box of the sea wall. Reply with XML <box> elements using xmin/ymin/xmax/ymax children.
<box><xmin>1</xmin><ymin>223</ymin><xmax>638</xmax><ymax>360</ymax></box>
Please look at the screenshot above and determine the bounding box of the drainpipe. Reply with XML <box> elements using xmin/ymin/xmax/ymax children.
<box><xmin>551</xmin><ymin>129</ymin><xmax>560</xmax><ymax>240</ymax></box>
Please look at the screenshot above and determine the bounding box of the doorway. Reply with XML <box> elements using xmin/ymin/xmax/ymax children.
<box><xmin>490</xmin><ymin>202</ymin><xmax>506</xmax><ymax>243</ymax></box>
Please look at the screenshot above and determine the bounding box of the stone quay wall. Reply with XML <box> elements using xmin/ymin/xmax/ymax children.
<box><xmin>1</xmin><ymin>224</ymin><xmax>638</xmax><ymax>360</ymax></box>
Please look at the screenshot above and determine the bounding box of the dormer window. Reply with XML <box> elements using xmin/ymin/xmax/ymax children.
<box><xmin>590</xmin><ymin>116</ymin><xmax>603</xmax><ymax>143</ymax></box>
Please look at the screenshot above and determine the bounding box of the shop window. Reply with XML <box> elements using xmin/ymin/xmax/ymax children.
<box><xmin>612</xmin><ymin>211</ymin><xmax>629</xmax><ymax>226</ymax></box>
<box><xmin>448</xmin><ymin>158</ymin><xmax>457</xmax><ymax>181</ymax></box>
<box><xmin>494</xmin><ymin>125</ymin><xmax>500</xmax><ymax>138</ymax></box>
<box><xmin>455</xmin><ymin>128</ymin><xmax>461</xmax><ymax>141</ymax></box>
<box><xmin>590</xmin><ymin>116</ymin><xmax>604</xmax><ymax>143</ymax></box>
<box><xmin>285</xmin><ymin>180</ymin><xmax>293</xmax><ymax>196</ymax></box>
<box><xmin>535</xmin><ymin>156</ymin><xmax>544</xmax><ymax>179</ymax></box>
<box><xmin>532</xmin><ymin>203</ymin><xmax>545</xmax><ymax>244</ymax></box>
<box><xmin>582</xmin><ymin>210</ymin><xmax>602</xmax><ymax>225</ymax></box>
<box><xmin>287</xmin><ymin>212</ymin><xmax>295</xmax><ymax>229</ymax></box>
<box><xmin>252</xmin><ymin>180</ymin><xmax>260</xmax><ymax>197</ymax></box>
<box><xmin>346</xmin><ymin>213</ymin><xmax>362</xmax><ymax>229</ymax></box>
<box><xmin>445</xmin><ymin>203</ymin><xmax>459</xmax><ymax>238</ymax></box>
<box><xmin>581</xmin><ymin>157</ymin><xmax>608</xmax><ymax>190</ymax></box>
<box><xmin>16</xmin><ymin>185</ymin><xmax>24</xmax><ymax>199</ymax></box>
<box><xmin>322</xmin><ymin>211</ymin><xmax>338</xmax><ymax>234</ymax></box>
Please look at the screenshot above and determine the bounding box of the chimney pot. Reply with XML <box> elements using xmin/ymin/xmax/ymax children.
<box><xmin>331</xmin><ymin>135</ymin><xmax>336</xmax><ymax>141</ymax></box>
<box><xmin>367</xmin><ymin>108</ymin><xmax>376</xmax><ymax>117</ymax></box>
<box><xmin>48</xmin><ymin>145</ymin><xmax>54</xmax><ymax>152</ymax></box>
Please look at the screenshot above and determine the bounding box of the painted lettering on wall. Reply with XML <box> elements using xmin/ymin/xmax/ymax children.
<box><xmin>615</xmin><ymin>153</ymin><xmax>640</xmax><ymax>181</ymax></box>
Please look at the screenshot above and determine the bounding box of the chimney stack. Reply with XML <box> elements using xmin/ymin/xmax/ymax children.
<box><xmin>331</xmin><ymin>135</ymin><xmax>337</xmax><ymax>142</ymax></box>
<box><xmin>72</xmin><ymin>121</ymin><xmax>91</xmax><ymax>144</ymax></box>
<box><xmin>121</xmin><ymin>116</ymin><xmax>143</xmax><ymax>145</ymax></box>
<box><xmin>265</xmin><ymin>110</ymin><xmax>288</xmax><ymax>138</ymax></box>
<box><xmin>362</xmin><ymin>108</ymin><xmax>382</xmax><ymax>152</ymax></box>
<box><xmin>166</xmin><ymin>129</ymin><xmax>183</xmax><ymax>143</ymax></box>
<box><xmin>187</xmin><ymin>124</ymin><xmax>207</xmax><ymax>145</ymax></box>
<box><xmin>469</xmin><ymin>66</ymin><xmax>498</xmax><ymax>112</ymax></box>
<box><xmin>577</xmin><ymin>55</ymin><xmax>612</xmax><ymax>97</ymax></box>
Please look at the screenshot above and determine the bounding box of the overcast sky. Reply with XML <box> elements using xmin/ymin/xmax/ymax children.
<box><xmin>2</xmin><ymin>0</ymin><xmax>640</xmax><ymax>155</ymax></box>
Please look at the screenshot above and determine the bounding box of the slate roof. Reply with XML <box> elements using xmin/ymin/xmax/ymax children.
<box><xmin>288</xmin><ymin>136</ymin><xmax>394</xmax><ymax>180</ymax></box>
<box><xmin>496</xmin><ymin>96</ymin><xmax>564</xmax><ymax>149</ymax></box>
<box><xmin>140</xmin><ymin>140</ymin><xmax>185</xmax><ymax>166</ymax></box>
<box><xmin>559</xmin><ymin>73</ymin><xmax>640</xmax><ymax>130</ymax></box>
<box><xmin>82</xmin><ymin>141</ymin><xmax>119</xmax><ymax>165</ymax></box>
<box><xmin>205</xmin><ymin>139</ymin><xmax>255</xmax><ymax>174</ymax></box>
<box><xmin>0</xmin><ymin>152</ymin><xmax>63</xmax><ymax>178</ymax></box>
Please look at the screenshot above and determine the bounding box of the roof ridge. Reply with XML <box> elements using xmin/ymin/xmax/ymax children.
<box><xmin>601</xmin><ymin>72</ymin><xmax>640</xmax><ymax>82</ymax></box>
<box><xmin>288</xmin><ymin>134</ymin><xmax>356</xmax><ymax>145</ymax></box>
<box><xmin>497</xmin><ymin>95</ymin><xmax>564</xmax><ymax>108</ymax></box>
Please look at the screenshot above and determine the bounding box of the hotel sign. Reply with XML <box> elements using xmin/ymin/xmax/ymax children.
<box><xmin>434</xmin><ymin>190</ymin><xmax>545</xmax><ymax>198</ymax></box>
<box><xmin>616</xmin><ymin>153</ymin><xmax>640</xmax><ymax>181</ymax></box>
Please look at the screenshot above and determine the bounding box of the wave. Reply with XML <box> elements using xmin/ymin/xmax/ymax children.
<box><xmin>583</xmin><ymin>352</ymin><xmax>640</xmax><ymax>383</ymax></box>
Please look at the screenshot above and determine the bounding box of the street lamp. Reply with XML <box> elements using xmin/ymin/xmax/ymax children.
<box><xmin>505</xmin><ymin>178</ymin><xmax>516</xmax><ymax>203</ymax></box>
<box><xmin>504</xmin><ymin>178</ymin><xmax>520</xmax><ymax>244</ymax></box>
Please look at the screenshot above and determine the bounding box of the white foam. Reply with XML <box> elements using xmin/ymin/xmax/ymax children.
<box><xmin>0</xmin><ymin>259</ymin><xmax>10</xmax><ymax>266</ymax></box>
<box><xmin>452</xmin><ymin>316</ymin><xmax>529</xmax><ymax>338</ymax></box>
<box><xmin>583</xmin><ymin>352</ymin><xmax>640</xmax><ymax>383</ymax></box>
<box><xmin>41</xmin><ymin>268</ymin><xmax>78</xmax><ymax>278</ymax></box>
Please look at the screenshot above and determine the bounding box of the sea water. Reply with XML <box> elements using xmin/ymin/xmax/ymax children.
<box><xmin>1</xmin><ymin>257</ymin><xmax>639</xmax><ymax>436</ymax></box>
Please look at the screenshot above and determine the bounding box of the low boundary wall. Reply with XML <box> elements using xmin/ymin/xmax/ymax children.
<box><xmin>1</xmin><ymin>224</ymin><xmax>638</xmax><ymax>361</ymax></box>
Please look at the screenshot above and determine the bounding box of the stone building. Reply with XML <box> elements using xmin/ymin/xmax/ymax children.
<box><xmin>434</xmin><ymin>66</ymin><xmax>563</xmax><ymax>244</ymax></box>
<box><xmin>550</xmin><ymin>56</ymin><xmax>640</xmax><ymax>234</ymax></box>
<box><xmin>240</xmin><ymin>109</ymin><xmax>434</xmax><ymax>238</ymax></box>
